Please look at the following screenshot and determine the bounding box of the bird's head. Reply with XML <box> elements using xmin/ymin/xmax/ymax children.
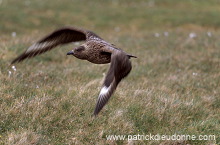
<box><xmin>67</xmin><ymin>45</ymin><xmax>87</xmax><ymax>59</ymax></box>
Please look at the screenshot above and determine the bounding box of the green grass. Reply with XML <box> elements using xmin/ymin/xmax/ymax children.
<box><xmin>0</xmin><ymin>0</ymin><xmax>220</xmax><ymax>144</ymax></box>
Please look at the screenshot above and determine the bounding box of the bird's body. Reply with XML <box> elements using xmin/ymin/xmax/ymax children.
<box><xmin>77</xmin><ymin>41</ymin><xmax>111</xmax><ymax>64</ymax></box>
<box><xmin>12</xmin><ymin>26</ymin><xmax>136</xmax><ymax>116</ymax></box>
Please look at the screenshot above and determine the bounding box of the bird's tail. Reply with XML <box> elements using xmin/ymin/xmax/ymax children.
<box><xmin>127</xmin><ymin>54</ymin><xmax>137</xmax><ymax>59</ymax></box>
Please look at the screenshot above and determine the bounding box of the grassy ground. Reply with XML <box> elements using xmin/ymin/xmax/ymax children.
<box><xmin>0</xmin><ymin>0</ymin><xmax>220</xmax><ymax>144</ymax></box>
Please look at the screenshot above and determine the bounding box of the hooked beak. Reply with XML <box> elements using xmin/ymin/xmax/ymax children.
<box><xmin>67</xmin><ymin>51</ymin><xmax>74</xmax><ymax>55</ymax></box>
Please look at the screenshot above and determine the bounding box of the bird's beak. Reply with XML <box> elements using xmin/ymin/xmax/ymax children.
<box><xmin>67</xmin><ymin>51</ymin><xmax>74</xmax><ymax>55</ymax></box>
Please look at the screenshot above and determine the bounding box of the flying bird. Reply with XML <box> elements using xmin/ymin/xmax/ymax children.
<box><xmin>12</xmin><ymin>26</ymin><xmax>137</xmax><ymax>116</ymax></box>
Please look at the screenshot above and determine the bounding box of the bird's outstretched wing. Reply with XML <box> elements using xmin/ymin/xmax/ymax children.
<box><xmin>94</xmin><ymin>50</ymin><xmax>132</xmax><ymax>116</ymax></box>
<box><xmin>11</xmin><ymin>27</ymin><xmax>101</xmax><ymax>64</ymax></box>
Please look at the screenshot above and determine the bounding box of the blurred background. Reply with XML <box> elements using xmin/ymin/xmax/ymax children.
<box><xmin>2</xmin><ymin>0</ymin><xmax>220</xmax><ymax>34</ymax></box>
<box><xmin>0</xmin><ymin>0</ymin><xmax>219</xmax><ymax>144</ymax></box>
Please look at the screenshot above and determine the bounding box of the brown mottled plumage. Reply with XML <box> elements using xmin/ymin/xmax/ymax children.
<box><xmin>11</xmin><ymin>26</ymin><xmax>137</xmax><ymax>116</ymax></box>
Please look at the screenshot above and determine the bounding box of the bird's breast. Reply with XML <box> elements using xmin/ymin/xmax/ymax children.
<box><xmin>87</xmin><ymin>52</ymin><xmax>111</xmax><ymax>64</ymax></box>
<box><xmin>85</xmin><ymin>41</ymin><xmax>112</xmax><ymax>64</ymax></box>
<box><xmin>85</xmin><ymin>48</ymin><xmax>110</xmax><ymax>64</ymax></box>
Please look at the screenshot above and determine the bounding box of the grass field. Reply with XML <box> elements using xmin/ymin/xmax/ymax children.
<box><xmin>0</xmin><ymin>0</ymin><xmax>220</xmax><ymax>144</ymax></box>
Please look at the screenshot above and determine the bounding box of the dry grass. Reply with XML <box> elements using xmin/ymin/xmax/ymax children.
<box><xmin>0</xmin><ymin>0</ymin><xmax>220</xmax><ymax>144</ymax></box>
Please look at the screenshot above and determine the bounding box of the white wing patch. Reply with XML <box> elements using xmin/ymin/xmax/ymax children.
<box><xmin>99</xmin><ymin>86</ymin><xmax>110</xmax><ymax>96</ymax></box>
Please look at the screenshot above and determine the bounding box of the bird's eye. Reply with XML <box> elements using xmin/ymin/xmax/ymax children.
<box><xmin>76</xmin><ymin>46</ymin><xmax>85</xmax><ymax>52</ymax></box>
